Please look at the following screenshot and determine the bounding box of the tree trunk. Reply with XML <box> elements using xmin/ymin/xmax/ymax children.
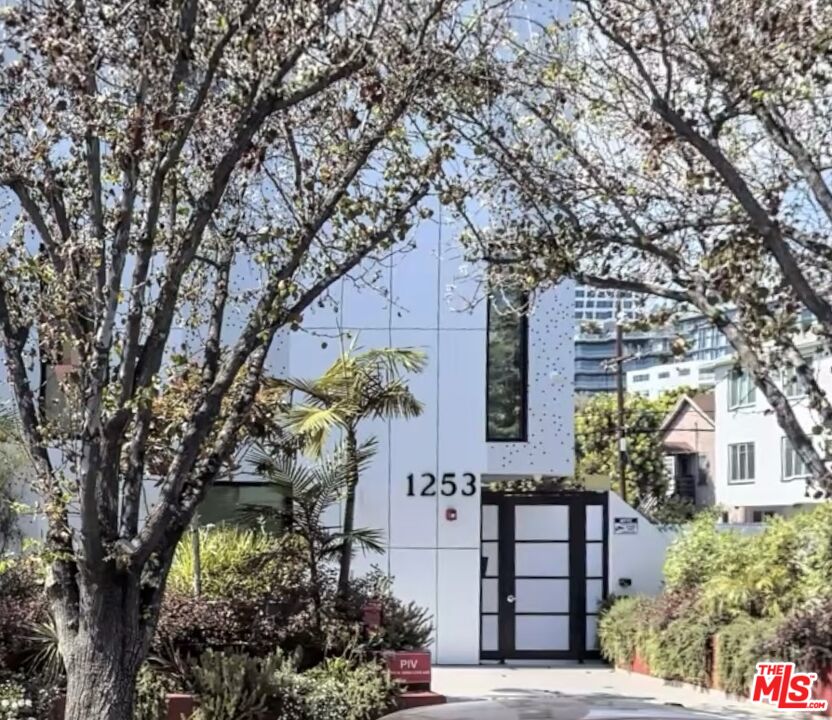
<box><xmin>338</xmin><ymin>425</ymin><xmax>359</xmax><ymax>597</ymax></box>
<box><xmin>54</xmin><ymin>571</ymin><xmax>152</xmax><ymax>720</ymax></box>
<box><xmin>63</xmin><ymin>635</ymin><xmax>141</xmax><ymax>720</ymax></box>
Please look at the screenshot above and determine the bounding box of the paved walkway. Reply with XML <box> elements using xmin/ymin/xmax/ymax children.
<box><xmin>431</xmin><ymin>665</ymin><xmax>789</xmax><ymax>719</ymax></box>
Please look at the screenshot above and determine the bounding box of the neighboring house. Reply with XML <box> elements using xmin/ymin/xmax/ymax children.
<box><xmin>627</xmin><ymin>359</ymin><xmax>715</xmax><ymax>399</ymax></box>
<box><xmin>659</xmin><ymin>391</ymin><xmax>716</xmax><ymax>508</ymax></box>
<box><xmin>711</xmin><ymin>343</ymin><xmax>828</xmax><ymax>523</ymax></box>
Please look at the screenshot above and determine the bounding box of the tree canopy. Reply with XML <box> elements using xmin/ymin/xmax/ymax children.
<box><xmin>0</xmin><ymin>1</ymin><xmax>509</xmax><ymax>717</ymax></box>
<box><xmin>453</xmin><ymin>0</ymin><xmax>832</xmax><ymax>492</ymax></box>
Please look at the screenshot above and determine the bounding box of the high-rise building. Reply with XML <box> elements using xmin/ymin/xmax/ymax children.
<box><xmin>574</xmin><ymin>287</ymin><xmax>640</xmax><ymax>323</ymax></box>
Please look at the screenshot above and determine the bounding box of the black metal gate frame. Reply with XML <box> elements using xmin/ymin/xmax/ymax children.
<box><xmin>479</xmin><ymin>490</ymin><xmax>609</xmax><ymax>662</ymax></box>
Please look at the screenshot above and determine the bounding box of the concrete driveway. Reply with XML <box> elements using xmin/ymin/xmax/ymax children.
<box><xmin>431</xmin><ymin>665</ymin><xmax>788</xmax><ymax>719</ymax></box>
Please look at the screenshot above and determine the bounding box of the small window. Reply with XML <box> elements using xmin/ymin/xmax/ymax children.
<box><xmin>678</xmin><ymin>368</ymin><xmax>691</xmax><ymax>376</ymax></box>
<box><xmin>752</xmin><ymin>510</ymin><xmax>776</xmax><ymax>523</ymax></box>
<box><xmin>631</xmin><ymin>373</ymin><xmax>650</xmax><ymax>383</ymax></box>
<box><xmin>658</xmin><ymin>372</ymin><xmax>670</xmax><ymax>379</ymax></box>
<box><xmin>728</xmin><ymin>370</ymin><xmax>756</xmax><ymax>409</ymax></box>
<box><xmin>782</xmin><ymin>366</ymin><xmax>809</xmax><ymax>399</ymax></box>
<box><xmin>199</xmin><ymin>482</ymin><xmax>291</xmax><ymax>532</ymax></box>
<box><xmin>486</xmin><ymin>290</ymin><xmax>528</xmax><ymax>442</ymax></box>
<box><xmin>782</xmin><ymin>438</ymin><xmax>810</xmax><ymax>481</ymax></box>
<box><xmin>728</xmin><ymin>442</ymin><xmax>755</xmax><ymax>483</ymax></box>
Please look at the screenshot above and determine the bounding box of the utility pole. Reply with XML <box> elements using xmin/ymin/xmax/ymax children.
<box><xmin>615</xmin><ymin>295</ymin><xmax>628</xmax><ymax>503</ymax></box>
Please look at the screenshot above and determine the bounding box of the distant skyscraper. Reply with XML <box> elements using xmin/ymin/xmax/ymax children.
<box><xmin>574</xmin><ymin>287</ymin><xmax>639</xmax><ymax>322</ymax></box>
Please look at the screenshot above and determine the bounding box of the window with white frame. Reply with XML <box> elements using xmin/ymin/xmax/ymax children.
<box><xmin>728</xmin><ymin>442</ymin><xmax>755</xmax><ymax>483</ymax></box>
<box><xmin>782</xmin><ymin>438</ymin><xmax>810</xmax><ymax>481</ymax></box>
<box><xmin>728</xmin><ymin>370</ymin><xmax>756</xmax><ymax>409</ymax></box>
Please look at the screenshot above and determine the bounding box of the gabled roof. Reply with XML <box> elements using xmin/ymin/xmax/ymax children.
<box><xmin>659</xmin><ymin>391</ymin><xmax>715</xmax><ymax>435</ymax></box>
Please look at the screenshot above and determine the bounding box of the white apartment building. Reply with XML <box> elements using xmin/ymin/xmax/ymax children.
<box><xmin>627</xmin><ymin>359</ymin><xmax>715</xmax><ymax>399</ymax></box>
<box><xmin>711</xmin><ymin>343</ymin><xmax>828</xmax><ymax>522</ymax></box>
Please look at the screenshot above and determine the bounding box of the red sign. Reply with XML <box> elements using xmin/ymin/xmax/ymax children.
<box><xmin>384</xmin><ymin>651</ymin><xmax>431</xmax><ymax>687</ymax></box>
<box><xmin>751</xmin><ymin>662</ymin><xmax>829</xmax><ymax>711</ymax></box>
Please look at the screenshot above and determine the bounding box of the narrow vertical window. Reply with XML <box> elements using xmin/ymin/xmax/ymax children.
<box><xmin>486</xmin><ymin>290</ymin><xmax>528</xmax><ymax>441</ymax></box>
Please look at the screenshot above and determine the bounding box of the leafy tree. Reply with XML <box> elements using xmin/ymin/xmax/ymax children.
<box><xmin>0</xmin><ymin>1</ymin><xmax>506</xmax><ymax>717</ymax></box>
<box><xmin>576</xmin><ymin>388</ymin><xmax>691</xmax><ymax>504</ymax></box>
<box><xmin>277</xmin><ymin>342</ymin><xmax>425</xmax><ymax>596</ymax></box>
<box><xmin>453</xmin><ymin>0</ymin><xmax>832</xmax><ymax>492</ymax></box>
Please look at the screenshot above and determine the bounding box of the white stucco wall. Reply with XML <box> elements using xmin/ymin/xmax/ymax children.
<box><xmin>7</xmin><ymin>205</ymin><xmax>576</xmax><ymax>665</ymax></box>
<box><xmin>712</xmin><ymin>352</ymin><xmax>830</xmax><ymax>513</ymax></box>
<box><xmin>606</xmin><ymin>492</ymin><xmax>675</xmax><ymax>597</ymax></box>
<box><xmin>279</xmin><ymin>209</ymin><xmax>575</xmax><ymax>664</ymax></box>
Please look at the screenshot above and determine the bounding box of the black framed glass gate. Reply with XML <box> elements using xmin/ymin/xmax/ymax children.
<box><xmin>480</xmin><ymin>491</ymin><xmax>608</xmax><ymax>661</ymax></box>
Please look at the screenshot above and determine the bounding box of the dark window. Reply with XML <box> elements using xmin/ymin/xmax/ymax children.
<box><xmin>198</xmin><ymin>482</ymin><xmax>291</xmax><ymax>532</ymax></box>
<box><xmin>486</xmin><ymin>290</ymin><xmax>528</xmax><ymax>441</ymax></box>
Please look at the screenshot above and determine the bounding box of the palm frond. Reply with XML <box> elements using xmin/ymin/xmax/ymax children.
<box><xmin>322</xmin><ymin>527</ymin><xmax>386</xmax><ymax>557</ymax></box>
<box><xmin>354</xmin><ymin>436</ymin><xmax>379</xmax><ymax>474</ymax></box>
<box><xmin>256</xmin><ymin>455</ymin><xmax>318</xmax><ymax>495</ymax></box>
<box><xmin>360</xmin><ymin>347</ymin><xmax>428</xmax><ymax>377</ymax></box>
<box><xmin>25</xmin><ymin>620</ymin><xmax>64</xmax><ymax>685</ymax></box>
<box><xmin>279</xmin><ymin>377</ymin><xmax>334</xmax><ymax>406</ymax></box>
<box><xmin>286</xmin><ymin>405</ymin><xmax>348</xmax><ymax>456</ymax></box>
<box><xmin>364</xmin><ymin>383</ymin><xmax>424</xmax><ymax>420</ymax></box>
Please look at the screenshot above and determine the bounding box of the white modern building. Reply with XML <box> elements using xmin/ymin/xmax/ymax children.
<box><xmin>262</xmin><ymin>221</ymin><xmax>675</xmax><ymax>664</ymax></box>
<box><xmin>711</xmin><ymin>342</ymin><xmax>829</xmax><ymax>523</ymax></box>
<box><xmin>627</xmin><ymin>359</ymin><xmax>715</xmax><ymax>399</ymax></box>
<box><xmin>8</xmin><ymin>211</ymin><xmax>675</xmax><ymax>665</ymax></box>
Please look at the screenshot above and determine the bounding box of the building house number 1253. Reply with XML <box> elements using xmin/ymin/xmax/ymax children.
<box><xmin>406</xmin><ymin>472</ymin><xmax>477</xmax><ymax>497</ymax></box>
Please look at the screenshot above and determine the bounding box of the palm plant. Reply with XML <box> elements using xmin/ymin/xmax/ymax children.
<box><xmin>242</xmin><ymin>439</ymin><xmax>385</xmax><ymax>626</ymax></box>
<box><xmin>270</xmin><ymin>341</ymin><xmax>426</xmax><ymax>595</ymax></box>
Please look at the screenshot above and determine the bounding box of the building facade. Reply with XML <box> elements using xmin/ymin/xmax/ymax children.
<box><xmin>574</xmin><ymin>325</ymin><xmax>677</xmax><ymax>394</ymax></box>
<box><xmin>711</xmin><ymin>344</ymin><xmax>827</xmax><ymax>522</ymax></box>
<box><xmin>659</xmin><ymin>392</ymin><xmax>716</xmax><ymax>508</ymax></box>
<box><xmin>574</xmin><ymin>287</ymin><xmax>639</xmax><ymax>322</ymax></box>
<box><xmin>9</xmin><ymin>214</ymin><xmax>676</xmax><ymax>664</ymax></box>
<box><xmin>627</xmin><ymin>359</ymin><xmax>715</xmax><ymax>399</ymax></box>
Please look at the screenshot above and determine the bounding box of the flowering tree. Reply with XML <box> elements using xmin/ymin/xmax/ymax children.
<box><xmin>0</xmin><ymin>1</ymin><xmax>506</xmax><ymax>717</ymax></box>
<box><xmin>455</xmin><ymin>0</ymin><xmax>832</xmax><ymax>491</ymax></box>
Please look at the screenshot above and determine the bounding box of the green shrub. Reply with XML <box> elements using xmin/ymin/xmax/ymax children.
<box><xmin>598</xmin><ymin>596</ymin><xmax>652</xmax><ymax>667</ymax></box>
<box><xmin>134</xmin><ymin>665</ymin><xmax>175</xmax><ymax>720</ymax></box>
<box><xmin>0</xmin><ymin>558</ymin><xmax>47</xmax><ymax>673</ymax></box>
<box><xmin>305</xmin><ymin>657</ymin><xmax>397</xmax><ymax>720</ymax></box>
<box><xmin>345</xmin><ymin>570</ymin><xmax>434</xmax><ymax>652</ymax></box>
<box><xmin>762</xmin><ymin>597</ymin><xmax>832</xmax><ymax>676</ymax></box>
<box><xmin>643</xmin><ymin>615</ymin><xmax>714</xmax><ymax>686</ymax></box>
<box><xmin>168</xmin><ymin>527</ymin><xmax>310</xmax><ymax>599</ymax></box>
<box><xmin>664</xmin><ymin>512</ymin><xmax>747</xmax><ymax>591</ymax></box>
<box><xmin>191</xmin><ymin>650</ymin><xmax>288</xmax><ymax>720</ymax></box>
<box><xmin>665</xmin><ymin>505</ymin><xmax>832</xmax><ymax>619</ymax></box>
<box><xmin>189</xmin><ymin>651</ymin><xmax>396</xmax><ymax>720</ymax></box>
<box><xmin>0</xmin><ymin>677</ymin><xmax>35</xmax><ymax>720</ymax></box>
<box><xmin>716</xmin><ymin>615</ymin><xmax>782</xmax><ymax>695</ymax></box>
